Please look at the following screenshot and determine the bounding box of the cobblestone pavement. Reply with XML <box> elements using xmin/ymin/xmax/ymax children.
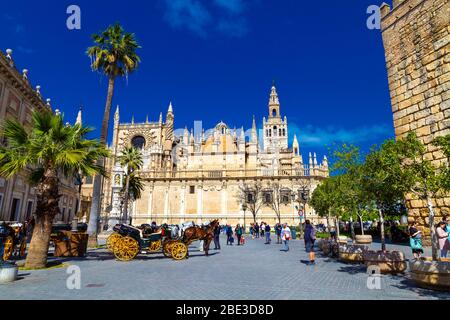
<box><xmin>1</xmin><ymin>235</ymin><xmax>449</xmax><ymax>300</ymax></box>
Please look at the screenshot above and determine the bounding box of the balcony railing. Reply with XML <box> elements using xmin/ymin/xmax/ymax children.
<box><xmin>139</xmin><ymin>166</ymin><xmax>327</xmax><ymax>180</ymax></box>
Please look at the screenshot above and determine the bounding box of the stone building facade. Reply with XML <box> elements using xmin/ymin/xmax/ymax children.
<box><xmin>380</xmin><ymin>0</ymin><xmax>450</xmax><ymax>236</ymax></box>
<box><xmin>0</xmin><ymin>49</ymin><xmax>80</xmax><ymax>223</ymax></box>
<box><xmin>97</xmin><ymin>85</ymin><xmax>329</xmax><ymax>227</ymax></box>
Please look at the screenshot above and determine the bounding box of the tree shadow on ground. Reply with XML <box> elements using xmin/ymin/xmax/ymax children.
<box><xmin>336</xmin><ymin>264</ymin><xmax>366</xmax><ymax>275</ymax></box>
<box><xmin>389</xmin><ymin>276</ymin><xmax>450</xmax><ymax>300</ymax></box>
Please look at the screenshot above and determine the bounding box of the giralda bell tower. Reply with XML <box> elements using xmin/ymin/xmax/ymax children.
<box><xmin>263</xmin><ymin>84</ymin><xmax>288</xmax><ymax>152</ymax></box>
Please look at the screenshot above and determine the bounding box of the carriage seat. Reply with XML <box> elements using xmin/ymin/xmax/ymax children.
<box><xmin>142</xmin><ymin>230</ymin><xmax>162</xmax><ymax>238</ymax></box>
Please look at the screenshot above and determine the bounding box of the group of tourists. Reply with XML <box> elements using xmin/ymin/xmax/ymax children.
<box><xmin>409</xmin><ymin>216</ymin><xmax>450</xmax><ymax>259</ymax></box>
<box><xmin>222</xmin><ymin>224</ymin><xmax>245</xmax><ymax>246</ymax></box>
<box><xmin>210</xmin><ymin>219</ymin><xmax>318</xmax><ymax>265</ymax></box>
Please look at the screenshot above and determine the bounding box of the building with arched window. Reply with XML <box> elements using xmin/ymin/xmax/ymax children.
<box><xmin>92</xmin><ymin>85</ymin><xmax>329</xmax><ymax>228</ymax></box>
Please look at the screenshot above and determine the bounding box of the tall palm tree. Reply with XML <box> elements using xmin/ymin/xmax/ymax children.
<box><xmin>86</xmin><ymin>23</ymin><xmax>141</xmax><ymax>243</ymax></box>
<box><xmin>0</xmin><ymin>109</ymin><xmax>109</xmax><ymax>269</ymax></box>
<box><xmin>118</xmin><ymin>147</ymin><xmax>143</xmax><ymax>223</ymax></box>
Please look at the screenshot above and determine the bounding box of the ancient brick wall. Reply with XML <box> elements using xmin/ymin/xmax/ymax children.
<box><xmin>380</xmin><ymin>0</ymin><xmax>450</xmax><ymax>240</ymax></box>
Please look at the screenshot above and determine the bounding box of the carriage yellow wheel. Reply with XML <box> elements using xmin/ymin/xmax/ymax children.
<box><xmin>106</xmin><ymin>233</ymin><xmax>122</xmax><ymax>252</ymax></box>
<box><xmin>163</xmin><ymin>240</ymin><xmax>175</xmax><ymax>258</ymax></box>
<box><xmin>3</xmin><ymin>236</ymin><xmax>14</xmax><ymax>261</ymax></box>
<box><xmin>149</xmin><ymin>240</ymin><xmax>162</xmax><ymax>252</ymax></box>
<box><xmin>19</xmin><ymin>238</ymin><xmax>27</xmax><ymax>257</ymax></box>
<box><xmin>113</xmin><ymin>236</ymin><xmax>139</xmax><ymax>261</ymax></box>
<box><xmin>171</xmin><ymin>242</ymin><xmax>188</xmax><ymax>260</ymax></box>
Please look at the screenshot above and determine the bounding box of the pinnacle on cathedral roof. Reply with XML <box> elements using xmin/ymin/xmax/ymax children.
<box><xmin>168</xmin><ymin>101</ymin><xmax>173</xmax><ymax>113</ymax></box>
<box><xmin>76</xmin><ymin>105</ymin><xmax>82</xmax><ymax>125</ymax></box>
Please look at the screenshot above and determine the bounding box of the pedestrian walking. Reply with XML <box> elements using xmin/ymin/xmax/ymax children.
<box><xmin>235</xmin><ymin>224</ymin><xmax>243</xmax><ymax>246</ymax></box>
<box><xmin>275</xmin><ymin>223</ymin><xmax>282</xmax><ymax>244</ymax></box>
<box><xmin>214</xmin><ymin>224</ymin><xmax>221</xmax><ymax>250</ymax></box>
<box><xmin>264</xmin><ymin>224</ymin><xmax>271</xmax><ymax>244</ymax></box>
<box><xmin>443</xmin><ymin>216</ymin><xmax>450</xmax><ymax>242</ymax></box>
<box><xmin>408</xmin><ymin>221</ymin><xmax>423</xmax><ymax>259</ymax></box>
<box><xmin>304</xmin><ymin>220</ymin><xmax>316</xmax><ymax>265</ymax></box>
<box><xmin>280</xmin><ymin>223</ymin><xmax>291</xmax><ymax>252</ymax></box>
<box><xmin>226</xmin><ymin>224</ymin><xmax>234</xmax><ymax>245</ymax></box>
<box><xmin>254</xmin><ymin>223</ymin><xmax>260</xmax><ymax>238</ymax></box>
<box><xmin>436</xmin><ymin>221</ymin><xmax>449</xmax><ymax>258</ymax></box>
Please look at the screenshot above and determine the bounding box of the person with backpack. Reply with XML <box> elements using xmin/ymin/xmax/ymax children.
<box><xmin>264</xmin><ymin>224</ymin><xmax>271</xmax><ymax>244</ymax></box>
<box><xmin>226</xmin><ymin>224</ymin><xmax>234</xmax><ymax>245</ymax></box>
<box><xmin>304</xmin><ymin>220</ymin><xmax>316</xmax><ymax>265</ymax></box>
<box><xmin>235</xmin><ymin>224</ymin><xmax>243</xmax><ymax>246</ymax></box>
<box><xmin>275</xmin><ymin>223</ymin><xmax>282</xmax><ymax>244</ymax></box>
<box><xmin>408</xmin><ymin>221</ymin><xmax>423</xmax><ymax>259</ymax></box>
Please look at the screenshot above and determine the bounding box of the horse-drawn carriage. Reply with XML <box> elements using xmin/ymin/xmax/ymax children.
<box><xmin>106</xmin><ymin>220</ymin><xmax>220</xmax><ymax>262</ymax></box>
<box><xmin>107</xmin><ymin>223</ymin><xmax>189</xmax><ymax>261</ymax></box>
<box><xmin>0</xmin><ymin>222</ymin><xmax>27</xmax><ymax>261</ymax></box>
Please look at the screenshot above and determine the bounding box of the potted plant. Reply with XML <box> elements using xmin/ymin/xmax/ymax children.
<box><xmin>339</xmin><ymin>244</ymin><xmax>368</xmax><ymax>264</ymax></box>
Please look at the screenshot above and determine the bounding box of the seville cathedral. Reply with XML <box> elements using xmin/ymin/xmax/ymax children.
<box><xmin>90</xmin><ymin>85</ymin><xmax>329</xmax><ymax>228</ymax></box>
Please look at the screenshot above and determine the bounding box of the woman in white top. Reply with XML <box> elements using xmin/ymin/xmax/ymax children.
<box><xmin>280</xmin><ymin>223</ymin><xmax>292</xmax><ymax>252</ymax></box>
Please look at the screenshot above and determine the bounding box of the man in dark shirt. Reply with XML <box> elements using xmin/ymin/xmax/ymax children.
<box><xmin>264</xmin><ymin>224</ymin><xmax>271</xmax><ymax>244</ymax></box>
<box><xmin>254</xmin><ymin>223</ymin><xmax>260</xmax><ymax>238</ymax></box>
<box><xmin>213</xmin><ymin>224</ymin><xmax>222</xmax><ymax>250</ymax></box>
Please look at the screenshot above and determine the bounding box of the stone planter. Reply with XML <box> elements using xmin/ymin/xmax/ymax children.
<box><xmin>355</xmin><ymin>235</ymin><xmax>372</xmax><ymax>245</ymax></box>
<box><xmin>409</xmin><ymin>258</ymin><xmax>450</xmax><ymax>291</ymax></box>
<box><xmin>363</xmin><ymin>250</ymin><xmax>407</xmax><ymax>274</ymax></box>
<box><xmin>339</xmin><ymin>245</ymin><xmax>368</xmax><ymax>264</ymax></box>
<box><xmin>337</xmin><ymin>236</ymin><xmax>348</xmax><ymax>245</ymax></box>
<box><xmin>322</xmin><ymin>241</ymin><xmax>331</xmax><ymax>256</ymax></box>
<box><xmin>0</xmin><ymin>262</ymin><xmax>18</xmax><ymax>284</ymax></box>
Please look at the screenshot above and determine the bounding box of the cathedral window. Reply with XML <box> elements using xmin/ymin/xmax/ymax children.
<box><xmin>268</xmin><ymin>129</ymin><xmax>272</xmax><ymax>137</ymax></box>
<box><xmin>131</xmin><ymin>136</ymin><xmax>146</xmax><ymax>150</ymax></box>
<box><xmin>279</xmin><ymin>129</ymin><xmax>282</xmax><ymax>136</ymax></box>
<box><xmin>189</xmin><ymin>186</ymin><xmax>195</xmax><ymax>194</ymax></box>
<box><xmin>283</xmin><ymin>128</ymin><xmax>286</xmax><ymax>136</ymax></box>
<box><xmin>272</xmin><ymin>109</ymin><xmax>277</xmax><ymax>117</ymax></box>
<box><xmin>274</xmin><ymin>126</ymin><xmax>277</xmax><ymax>136</ymax></box>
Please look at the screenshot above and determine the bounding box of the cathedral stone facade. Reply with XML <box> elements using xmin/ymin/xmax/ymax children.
<box><xmin>99</xmin><ymin>85</ymin><xmax>329</xmax><ymax>228</ymax></box>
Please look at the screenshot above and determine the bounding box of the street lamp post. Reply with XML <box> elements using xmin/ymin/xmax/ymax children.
<box><xmin>73</xmin><ymin>171</ymin><xmax>83</xmax><ymax>232</ymax></box>
<box><xmin>292</xmin><ymin>186</ymin><xmax>310</xmax><ymax>239</ymax></box>
<box><xmin>242</xmin><ymin>203</ymin><xmax>248</xmax><ymax>234</ymax></box>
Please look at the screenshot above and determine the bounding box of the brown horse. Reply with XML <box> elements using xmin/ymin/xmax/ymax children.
<box><xmin>182</xmin><ymin>220</ymin><xmax>219</xmax><ymax>256</ymax></box>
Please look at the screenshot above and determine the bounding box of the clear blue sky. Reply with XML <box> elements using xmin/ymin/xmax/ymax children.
<box><xmin>1</xmin><ymin>0</ymin><xmax>395</xmax><ymax>159</ymax></box>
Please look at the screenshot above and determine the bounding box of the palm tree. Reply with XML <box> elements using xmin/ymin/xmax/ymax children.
<box><xmin>0</xmin><ymin>109</ymin><xmax>109</xmax><ymax>269</ymax></box>
<box><xmin>127</xmin><ymin>173</ymin><xmax>144</xmax><ymax>202</ymax></box>
<box><xmin>118</xmin><ymin>147</ymin><xmax>143</xmax><ymax>223</ymax></box>
<box><xmin>121</xmin><ymin>173</ymin><xmax>144</xmax><ymax>224</ymax></box>
<box><xmin>86</xmin><ymin>23</ymin><xmax>141</xmax><ymax>243</ymax></box>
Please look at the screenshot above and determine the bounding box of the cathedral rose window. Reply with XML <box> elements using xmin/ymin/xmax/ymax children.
<box><xmin>131</xmin><ymin>136</ymin><xmax>146</xmax><ymax>150</ymax></box>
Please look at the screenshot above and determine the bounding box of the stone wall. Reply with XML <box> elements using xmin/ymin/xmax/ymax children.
<box><xmin>380</xmin><ymin>0</ymin><xmax>450</xmax><ymax>240</ymax></box>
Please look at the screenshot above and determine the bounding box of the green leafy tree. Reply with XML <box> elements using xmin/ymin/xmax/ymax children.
<box><xmin>330</xmin><ymin>144</ymin><xmax>366</xmax><ymax>239</ymax></box>
<box><xmin>0</xmin><ymin>109</ymin><xmax>108</xmax><ymax>269</ymax></box>
<box><xmin>396</xmin><ymin>132</ymin><xmax>449</xmax><ymax>260</ymax></box>
<box><xmin>118</xmin><ymin>146</ymin><xmax>143</xmax><ymax>223</ymax></box>
<box><xmin>362</xmin><ymin>139</ymin><xmax>409</xmax><ymax>251</ymax></box>
<box><xmin>86</xmin><ymin>23</ymin><xmax>141</xmax><ymax>243</ymax></box>
<box><xmin>310</xmin><ymin>176</ymin><xmax>339</xmax><ymax>234</ymax></box>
